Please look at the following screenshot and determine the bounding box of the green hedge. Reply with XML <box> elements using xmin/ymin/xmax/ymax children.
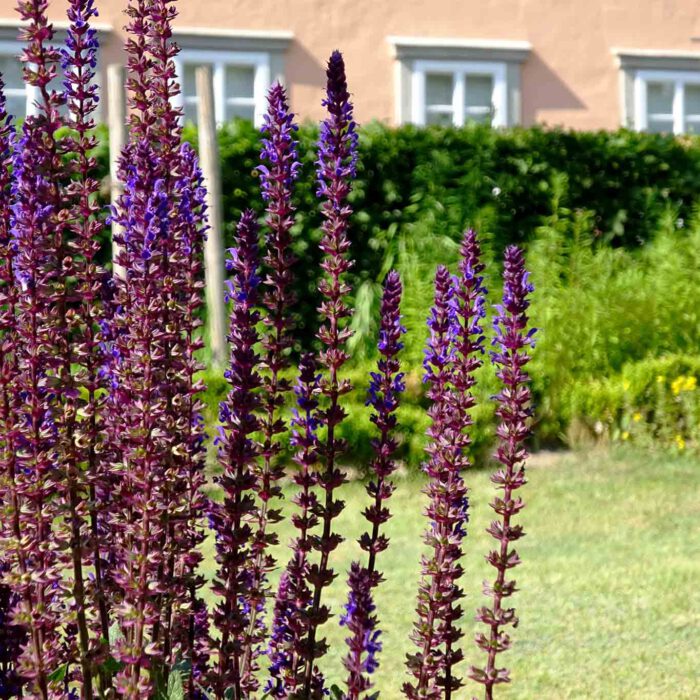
<box><xmin>97</xmin><ymin>120</ymin><xmax>700</xmax><ymax>346</ymax></box>
<box><xmin>96</xmin><ymin>121</ymin><xmax>700</xmax><ymax>463</ymax></box>
<box><xmin>182</xmin><ymin>120</ymin><xmax>700</xmax><ymax>344</ymax></box>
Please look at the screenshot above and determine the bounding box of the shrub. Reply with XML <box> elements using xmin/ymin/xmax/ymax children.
<box><xmin>568</xmin><ymin>354</ymin><xmax>700</xmax><ymax>451</ymax></box>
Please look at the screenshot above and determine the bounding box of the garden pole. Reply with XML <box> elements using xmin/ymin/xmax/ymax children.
<box><xmin>196</xmin><ymin>65</ymin><xmax>228</xmax><ymax>368</ymax></box>
<box><xmin>107</xmin><ymin>63</ymin><xmax>127</xmax><ymax>280</ymax></box>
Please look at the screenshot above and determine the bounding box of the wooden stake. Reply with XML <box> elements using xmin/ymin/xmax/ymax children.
<box><xmin>107</xmin><ymin>63</ymin><xmax>127</xmax><ymax>280</ymax></box>
<box><xmin>196</xmin><ymin>65</ymin><xmax>228</xmax><ymax>368</ymax></box>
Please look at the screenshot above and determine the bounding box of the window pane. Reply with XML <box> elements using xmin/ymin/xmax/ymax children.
<box><xmin>0</xmin><ymin>55</ymin><xmax>24</xmax><ymax>91</ymax></box>
<box><xmin>0</xmin><ymin>55</ymin><xmax>26</xmax><ymax>119</ymax></box>
<box><xmin>225</xmin><ymin>103</ymin><xmax>255</xmax><ymax>121</ymax></box>
<box><xmin>465</xmin><ymin>74</ymin><xmax>493</xmax><ymax>124</ymax></box>
<box><xmin>647</xmin><ymin>81</ymin><xmax>673</xmax><ymax>118</ymax></box>
<box><xmin>183</xmin><ymin>64</ymin><xmax>199</xmax><ymax>99</ymax></box>
<box><xmin>182</xmin><ymin>64</ymin><xmax>214</xmax><ymax>125</ymax></box>
<box><xmin>684</xmin><ymin>84</ymin><xmax>700</xmax><ymax>133</ymax></box>
<box><xmin>183</xmin><ymin>98</ymin><xmax>199</xmax><ymax>125</ymax></box>
<box><xmin>647</xmin><ymin>118</ymin><xmax>674</xmax><ymax>133</ymax></box>
<box><xmin>685</xmin><ymin>84</ymin><xmax>700</xmax><ymax>114</ymax></box>
<box><xmin>226</xmin><ymin>65</ymin><xmax>255</xmax><ymax>99</ymax></box>
<box><xmin>426</xmin><ymin>110</ymin><xmax>453</xmax><ymax>126</ymax></box>
<box><xmin>426</xmin><ymin>73</ymin><xmax>453</xmax><ymax>108</ymax></box>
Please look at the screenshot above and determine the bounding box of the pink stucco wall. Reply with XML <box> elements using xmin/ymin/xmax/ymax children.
<box><xmin>2</xmin><ymin>0</ymin><xmax>700</xmax><ymax>129</ymax></box>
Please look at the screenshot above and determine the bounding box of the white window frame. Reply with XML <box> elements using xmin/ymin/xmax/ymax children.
<box><xmin>0</xmin><ymin>40</ymin><xmax>42</xmax><ymax>119</ymax></box>
<box><xmin>411</xmin><ymin>59</ymin><xmax>507</xmax><ymax>128</ymax></box>
<box><xmin>633</xmin><ymin>69</ymin><xmax>700</xmax><ymax>134</ymax></box>
<box><xmin>0</xmin><ymin>38</ymin><xmax>105</xmax><ymax>122</ymax></box>
<box><xmin>174</xmin><ymin>49</ymin><xmax>271</xmax><ymax>127</ymax></box>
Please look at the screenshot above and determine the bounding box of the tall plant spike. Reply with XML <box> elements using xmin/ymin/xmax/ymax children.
<box><xmin>240</xmin><ymin>82</ymin><xmax>301</xmax><ymax>677</ymax></box>
<box><xmin>405</xmin><ymin>235</ymin><xmax>487</xmax><ymax>699</ymax></box>
<box><xmin>302</xmin><ymin>49</ymin><xmax>358</xmax><ymax>697</ymax></box>
<box><xmin>469</xmin><ymin>245</ymin><xmax>535</xmax><ymax>699</ymax></box>
<box><xmin>209</xmin><ymin>210</ymin><xmax>263</xmax><ymax>700</ymax></box>
<box><xmin>266</xmin><ymin>353</ymin><xmax>321</xmax><ymax>697</ymax></box>
<box><xmin>439</xmin><ymin>229</ymin><xmax>487</xmax><ymax>692</ymax></box>
<box><xmin>0</xmin><ymin>76</ymin><xmax>25</xmax><ymax>700</ymax></box>
<box><xmin>58</xmin><ymin>1</ymin><xmax>107</xmax><ymax>694</ymax></box>
<box><xmin>341</xmin><ymin>269</ymin><xmax>405</xmax><ymax>698</ymax></box>
<box><xmin>5</xmin><ymin>1</ymin><xmax>68</xmax><ymax>695</ymax></box>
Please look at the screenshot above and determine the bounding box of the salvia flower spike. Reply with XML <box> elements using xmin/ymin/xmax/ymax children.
<box><xmin>266</xmin><ymin>353</ymin><xmax>321</xmax><ymax>697</ymax></box>
<box><xmin>438</xmin><ymin>229</ymin><xmax>488</xmax><ymax>693</ymax></box>
<box><xmin>241</xmin><ymin>82</ymin><xmax>301</xmax><ymax>676</ymax></box>
<box><xmin>405</xmin><ymin>238</ymin><xmax>487</xmax><ymax>699</ymax></box>
<box><xmin>58</xmin><ymin>0</ymin><xmax>106</xmax><ymax>692</ymax></box>
<box><xmin>342</xmin><ymin>270</ymin><xmax>405</xmax><ymax>698</ymax></box>
<box><xmin>302</xmin><ymin>49</ymin><xmax>358</xmax><ymax>697</ymax></box>
<box><xmin>469</xmin><ymin>245</ymin><xmax>535</xmax><ymax>700</ymax></box>
<box><xmin>209</xmin><ymin>210</ymin><xmax>263</xmax><ymax>700</ymax></box>
<box><xmin>0</xmin><ymin>76</ymin><xmax>26</xmax><ymax>700</ymax></box>
<box><xmin>7</xmin><ymin>1</ymin><xmax>67</xmax><ymax>694</ymax></box>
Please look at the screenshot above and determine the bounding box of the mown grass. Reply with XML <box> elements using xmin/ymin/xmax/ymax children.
<box><xmin>202</xmin><ymin>448</ymin><xmax>700</xmax><ymax>699</ymax></box>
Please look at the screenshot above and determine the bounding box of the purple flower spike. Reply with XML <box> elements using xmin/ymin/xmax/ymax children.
<box><xmin>302</xmin><ymin>50</ymin><xmax>358</xmax><ymax>697</ymax></box>
<box><xmin>342</xmin><ymin>270</ymin><xmax>405</xmax><ymax>699</ymax></box>
<box><xmin>469</xmin><ymin>246</ymin><xmax>535</xmax><ymax>699</ymax></box>
<box><xmin>0</xmin><ymin>78</ymin><xmax>26</xmax><ymax>700</ymax></box>
<box><xmin>406</xmin><ymin>233</ymin><xmax>488</xmax><ymax>700</ymax></box>
<box><xmin>209</xmin><ymin>210</ymin><xmax>263</xmax><ymax>700</ymax></box>
<box><xmin>59</xmin><ymin>2</ymin><xmax>110</xmax><ymax>693</ymax></box>
<box><xmin>266</xmin><ymin>353</ymin><xmax>320</xmax><ymax>697</ymax></box>
<box><xmin>341</xmin><ymin>562</ymin><xmax>382</xmax><ymax>697</ymax></box>
<box><xmin>242</xmin><ymin>83</ymin><xmax>301</xmax><ymax>675</ymax></box>
<box><xmin>4</xmin><ymin>1</ymin><xmax>68</xmax><ymax>694</ymax></box>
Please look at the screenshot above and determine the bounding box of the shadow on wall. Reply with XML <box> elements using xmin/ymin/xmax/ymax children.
<box><xmin>522</xmin><ymin>52</ymin><xmax>587</xmax><ymax>126</ymax></box>
<box><xmin>285</xmin><ymin>40</ymin><xmax>326</xmax><ymax>88</ymax></box>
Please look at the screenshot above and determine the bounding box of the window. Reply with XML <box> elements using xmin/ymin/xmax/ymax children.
<box><xmin>0</xmin><ymin>24</ymin><xmax>108</xmax><ymax>122</ymax></box>
<box><xmin>0</xmin><ymin>45</ymin><xmax>28</xmax><ymax>119</ymax></box>
<box><xmin>176</xmin><ymin>50</ymin><xmax>270</xmax><ymax>126</ymax></box>
<box><xmin>388</xmin><ymin>37</ymin><xmax>530</xmax><ymax>128</ymax></box>
<box><xmin>172</xmin><ymin>30</ymin><xmax>293</xmax><ymax>127</ymax></box>
<box><xmin>615</xmin><ymin>50</ymin><xmax>700</xmax><ymax>134</ymax></box>
<box><xmin>634</xmin><ymin>71</ymin><xmax>700</xmax><ymax>134</ymax></box>
<box><xmin>413</xmin><ymin>61</ymin><xmax>506</xmax><ymax>127</ymax></box>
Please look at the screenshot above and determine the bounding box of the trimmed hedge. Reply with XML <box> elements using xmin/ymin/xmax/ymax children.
<box><xmin>185</xmin><ymin>120</ymin><xmax>700</xmax><ymax>344</ymax></box>
<box><xmin>96</xmin><ymin>120</ymin><xmax>700</xmax><ymax>345</ymax></box>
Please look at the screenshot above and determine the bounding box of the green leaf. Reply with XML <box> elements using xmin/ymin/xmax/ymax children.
<box><xmin>167</xmin><ymin>670</ymin><xmax>185</xmax><ymax>700</ymax></box>
<box><xmin>48</xmin><ymin>663</ymin><xmax>69</xmax><ymax>683</ymax></box>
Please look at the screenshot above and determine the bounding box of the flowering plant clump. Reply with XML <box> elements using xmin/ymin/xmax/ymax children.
<box><xmin>0</xmin><ymin>0</ymin><xmax>537</xmax><ymax>699</ymax></box>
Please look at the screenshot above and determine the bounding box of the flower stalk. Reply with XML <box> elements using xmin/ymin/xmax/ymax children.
<box><xmin>469</xmin><ymin>245</ymin><xmax>535</xmax><ymax>700</ymax></box>
<box><xmin>302</xmin><ymin>50</ymin><xmax>358</xmax><ymax>698</ymax></box>
<box><xmin>240</xmin><ymin>82</ymin><xmax>301</xmax><ymax>677</ymax></box>
<box><xmin>405</xmin><ymin>233</ymin><xmax>487</xmax><ymax>699</ymax></box>
<box><xmin>209</xmin><ymin>210</ymin><xmax>263</xmax><ymax>700</ymax></box>
<box><xmin>342</xmin><ymin>270</ymin><xmax>405</xmax><ymax>698</ymax></box>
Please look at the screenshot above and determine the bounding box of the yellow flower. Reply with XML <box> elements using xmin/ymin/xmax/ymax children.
<box><xmin>632</xmin><ymin>412</ymin><xmax>642</xmax><ymax>423</ymax></box>
<box><xmin>656</xmin><ymin>375</ymin><xmax>665</xmax><ymax>384</ymax></box>
<box><xmin>671</xmin><ymin>375</ymin><xmax>697</xmax><ymax>395</ymax></box>
<box><xmin>622</xmin><ymin>380</ymin><xmax>630</xmax><ymax>391</ymax></box>
<box><xmin>675</xmin><ymin>434</ymin><xmax>686</xmax><ymax>451</ymax></box>
<box><xmin>621</xmin><ymin>431</ymin><xmax>630</xmax><ymax>441</ymax></box>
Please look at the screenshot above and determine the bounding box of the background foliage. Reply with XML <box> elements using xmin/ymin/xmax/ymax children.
<box><xmin>95</xmin><ymin>121</ymin><xmax>700</xmax><ymax>464</ymax></box>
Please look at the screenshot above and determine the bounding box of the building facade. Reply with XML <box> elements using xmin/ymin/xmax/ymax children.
<box><xmin>2</xmin><ymin>0</ymin><xmax>700</xmax><ymax>134</ymax></box>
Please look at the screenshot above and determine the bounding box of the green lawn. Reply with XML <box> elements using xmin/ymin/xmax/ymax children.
<box><xmin>204</xmin><ymin>448</ymin><xmax>700</xmax><ymax>699</ymax></box>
